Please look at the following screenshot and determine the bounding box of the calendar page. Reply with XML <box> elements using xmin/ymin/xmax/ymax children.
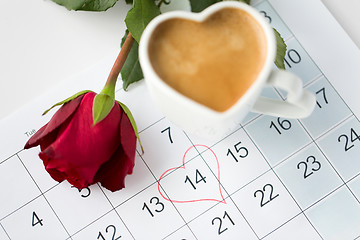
<box><xmin>1</xmin><ymin>0</ymin><xmax>360</xmax><ymax>239</ymax></box>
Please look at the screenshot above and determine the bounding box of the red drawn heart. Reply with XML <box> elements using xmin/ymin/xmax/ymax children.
<box><xmin>157</xmin><ymin>144</ymin><xmax>226</xmax><ymax>204</ymax></box>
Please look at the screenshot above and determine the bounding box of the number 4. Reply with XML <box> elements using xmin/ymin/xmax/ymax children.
<box><xmin>32</xmin><ymin>211</ymin><xmax>43</xmax><ymax>227</ymax></box>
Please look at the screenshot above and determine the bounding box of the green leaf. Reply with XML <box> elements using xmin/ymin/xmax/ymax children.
<box><xmin>222</xmin><ymin>0</ymin><xmax>250</xmax><ymax>4</ymax></box>
<box><xmin>237</xmin><ymin>0</ymin><xmax>250</xmax><ymax>4</ymax></box>
<box><xmin>120</xmin><ymin>31</ymin><xmax>144</xmax><ymax>90</ymax></box>
<box><xmin>117</xmin><ymin>101</ymin><xmax>143</xmax><ymax>153</ymax></box>
<box><xmin>92</xmin><ymin>93</ymin><xmax>115</xmax><ymax>125</ymax></box>
<box><xmin>190</xmin><ymin>0</ymin><xmax>221</xmax><ymax>12</ymax></box>
<box><xmin>43</xmin><ymin>90</ymin><xmax>92</xmax><ymax>115</ymax></box>
<box><xmin>273</xmin><ymin>28</ymin><xmax>287</xmax><ymax>69</ymax></box>
<box><xmin>51</xmin><ymin>0</ymin><xmax>118</xmax><ymax>11</ymax></box>
<box><xmin>124</xmin><ymin>0</ymin><xmax>161</xmax><ymax>43</ymax></box>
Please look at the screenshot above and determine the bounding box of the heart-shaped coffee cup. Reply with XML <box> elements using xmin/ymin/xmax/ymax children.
<box><xmin>139</xmin><ymin>1</ymin><xmax>315</xmax><ymax>140</ymax></box>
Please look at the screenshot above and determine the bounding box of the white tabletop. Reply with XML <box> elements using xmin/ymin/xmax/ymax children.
<box><xmin>0</xmin><ymin>0</ymin><xmax>359</xmax><ymax>120</ymax></box>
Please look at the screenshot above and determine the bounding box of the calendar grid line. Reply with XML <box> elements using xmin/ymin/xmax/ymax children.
<box><xmin>43</xmin><ymin>194</ymin><xmax>73</xmax><ymax>240</ymax></box>
<box><xmin>296</xmin><ymin>107</ymin><xmax>360</xmax><ymax>236</ymax></box>
<box><xmin>271</xmin><ymin>166</ymin><xmax>325</xmax><ymax>239</ymax></box>
<box><xmin>16</xmin><ymin>153</ymin><xmax>73</xmax><ymax>239</ymax></box>
<box><xmin>162</xmin><ymin>222</ymin><xmax>197</xmax><ymax>240</ymax></box>
<box><xmin>241</xmin><ymin>112</ymin><xmax>263</xmax><ymax>127</ymax></box>
<box><xmin>226</xmin><ymin>195</ymin><xmax>261</xmax><ymax>239</ymax></box>
<box><xmin>190</xmin><ymin>125</ymin><xmax>244</xmax><ymax>153</ymax></box>
<box><xmin>252</xmin><ymin>0</ymin><xmax>266</xmax><ymax>8</ymax></box>
<box><xmin>303</xmin><ymin>74</ymin><xmax>324</xmax><ymax>89</ymax></box>
<box><xmin>138</xmin><ymin>116</ymin><xmax>166</xmax><ymax>134</ymax></box>
<box><xmin>17</xmin><ymin>153</ymin><xmax>43</xmax><ymax>194</ymax></box>
<box><xmin>148</xmin><ymin>147</ymin><xmax>203</xmax><ymax>181</ymax></box>
<box><xmin>157</xmin><ymin>181</ymin><xmax>199</xmax><ymax>239</ymax></box>
<box><xmin>134</xmin><ymin>150</ymin><xmax>199</xmax><ymax>239</ymax></box>
<box><xmin>185</xmin><ymin>132</ymin><xmax>261</xmax><ymax>239</ymax></box>
<box><xmin>229</xmin><ymin>168</ymin><xmax>272</xmax><ymax>199</ymax></box>
<box><xmin>115</xmin><ymin>181</ymin><xmax>154</xmax><ymax>209</ymax></box>
<box><xmin>268</xmin><ymin>0</ymin><xmax>360</xmax><ymax>137</ymax></box>
<box><xmin>1</xmin><ymin>0</ymin><xmax>360</xmax><ymax>238</ymax></box>
<box><xmin>0</xmin><ymin>149</ymin><xmax>23</xmax><ymax>165</ymax></box>
<box><xmin>97</xmin><ymin>185</ymin><xmax>136</xmax><ymax>240</ymax></box>
<box><xmin>65</xmin><ymin>209</ymin><xmax>115</xmax><ymax>239</ymax></box>
<box><xmin>241</xmin><ymin>121</ymin><xmax>324</xmax><ymax>238</ymax></box>
<box><xmin>114</xmin><ymin>155</ymin><xmax>158</xmax><ymax>208</ymax></box>
<box><xmin>258</xmin><ymin>211</ymin><xmax>317</xmax><ymax>240</ymax></box>
<box><xmin>319</xmin><ymin>77</ymin><xmax>360</xmax><ymax>125</ymax></box>
<box><xmin>293</xmin><ymin>72</ymin><xmax>360</xmax><ymax>234</ymax></box>
<box><xmin>186</xmin><ymin>133</ymin><xmax>233</xmax><ymax>198</ymax></box>
<box><xmin>248</xmin><ymin>134</ymin><xmax>313</xmax><ymax>237</ymax></box>
<box><xmin>0</xmin><ymin>193</ymin><xmax>42</xmax><ymax>222</ymax></box>
<box><xmin>271</xmin><ymin>141</ymin><xmax>313</xmax><ymax>168</ymax></box>
<box><xmin>301</xmin><ymin>113</ymin><xmax>354</xmax><ymax>142</ymax></box>
<box><xmin>0</xmin><ymin>222</ymin><xmax>10</xmax><ymax>240</ymax></box>
<box><xmin>312</xmin><ymin>120</ymin><xmax>360</xmax><ymax>205</ymax></box>
<box><xmin>303</xmin><ymin>184</ymin><xmax>345</xmax><ymax>212</ymax></box>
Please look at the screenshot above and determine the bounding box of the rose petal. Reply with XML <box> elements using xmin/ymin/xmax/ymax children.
<box><xmin>94</xmin><ymin>107</ymin><xmax>137</xmax><ymax>192</ymax></box>
<box><xmin>95</xmin><ymin>145</ymin><xmax>135</xmax><ymax>191</ymax></box>
<box><xmin>40</xmin><ymin>92</ymin><xmax>121</xmax><ymax>186</ymax></box>
<box><xmin>24</xmin><ymin>94</ymin><xmax>86</xmax><ymax>149</ymax></box>
<box><xmin>119</xmin><ymin>102</ymin><xmax>137</xmax><ymax>164</ymax></box>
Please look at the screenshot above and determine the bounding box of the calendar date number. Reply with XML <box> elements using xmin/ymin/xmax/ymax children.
<box><xmin>142</xmin><ymin>196</ymin><xmax>165</xmax><ymax>217</ymax></box>
<box><xmin>97</xmin><ymin>224</ymin><xmax>121</xmax><ymax>240</ymax></box>
<box><xmin>71</xmin><ymin>186</ymin><xmax>91</xmax><ymax>198</ymax></box>
<box><xmin>227</xmin><ymin>141</ymin><xmax>248</xmax><ymax>162</ymax></box>
<box><xmin>297</xmin><ymin>156</ymin><xmax>321</xmax><ymax>179</ymax></box>
<box><xmin>270</xmin><ymin>117</ymin><xmax>292</xmax><ymax>135</ymax></box>
<box><xmin>185</xmin><ymin>169</ymin><xmax>207</xmax><ymax>190</ymax></box>
<box><xmin>32</xmin><ymin>211</ymin><xmax>43</xmax><ymax>227</ymax></box>
<box><xmin>211</xmin><ymin>211</ymin><xmax>235</xmax><ymax>235</ymax></box>
<box><xmin>338</xmin><ymin>128</ymin><xmax>360</xmax><ymax>152</ymax></box>
<box><xmin>254</xmin><ymin>183</ymin><xmax>279</xmax><ymax>207</ymax></box>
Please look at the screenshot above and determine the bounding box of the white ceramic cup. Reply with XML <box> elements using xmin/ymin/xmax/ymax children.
<box><xmin>139</xmin><ymin>1</ymin><xmax>316</xmax><ymax>140</ymax></box>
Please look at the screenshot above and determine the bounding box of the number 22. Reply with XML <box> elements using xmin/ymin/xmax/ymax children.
<box><xmin>254</xmin><ymin>184</ymin><xmax>279</xmax><ymax>207</ymax></box>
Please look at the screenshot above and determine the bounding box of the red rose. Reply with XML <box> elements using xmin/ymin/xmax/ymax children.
<box><xmin>24</xmin><ymin>92</ymin><xmax>137</xmax><ymax>192</ymax></box>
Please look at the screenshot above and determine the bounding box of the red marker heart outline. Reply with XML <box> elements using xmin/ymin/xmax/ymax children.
<box><xmin>157</xmin><ymin>144</ymin><xmax>226</xmax><ymax>204</ymax></box>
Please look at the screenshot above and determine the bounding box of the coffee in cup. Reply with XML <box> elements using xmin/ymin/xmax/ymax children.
<box><xmin>148</xmin><ymin>8</ymin><xmax>267</xmax><ymax>112</ymax></box>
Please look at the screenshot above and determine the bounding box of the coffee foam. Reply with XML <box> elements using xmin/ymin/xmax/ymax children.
<box><xmin>148</xmin><ymin>8</ymin><xmax>267</xmax><ymax>112</ymax></box>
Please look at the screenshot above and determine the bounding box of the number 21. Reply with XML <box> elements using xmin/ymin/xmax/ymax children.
<box><xmin>211</xmin><ymin>211</ymin><xmax>235</xmax><ymax>235</ymax></box>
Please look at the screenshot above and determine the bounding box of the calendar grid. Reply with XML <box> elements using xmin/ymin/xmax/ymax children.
<box><xmin>241</xmin><ymin>123</ymin><xmax>324</xmax><ymax>239</ymax></box>
<box><xmin>300</xmin><ymin>116</ymin><xmax>360</xmax><ymax>205</ymax></box>
<box><xmin>157</xmin><ymin>181</ymin><xmax>198</xmax><ymax>239</ymax></box>
<box><xmin>128</xmin><ymin>151</ymin><xmax>198</xmax><ymax>239</ymax></box>
<box><xmin>1</xmin><ymin>0</ymin><xmax>360</xmax><ymax>239</ymax></box>
<box><xmin>98</xmin><ymin>187</ymin><xmax>136</xmax><ymax>240</ymax></box>
<box><xmin>184</xmin><ymin>133</ymin><xmax>261</xmax><ymax>239</ymax></box>
<box><xmin>1</xmin><ymin>222</ymin><xmax>10</xmax><ymax>240</ymax></box>
<box><xmin>16</xmin><ymin>153</ymin><xmax>73</xmax><ymax>239</ymax></box>
<box><xmin>0</xmin><ymin>167</ymin><xmax>40</xmax><ymax>222</ymax></box>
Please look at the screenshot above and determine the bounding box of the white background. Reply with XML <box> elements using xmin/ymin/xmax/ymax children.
<box><xmin>0</xmin><ymin>0</ymin><xmax>359</xmax><ymax>120</ymax></box>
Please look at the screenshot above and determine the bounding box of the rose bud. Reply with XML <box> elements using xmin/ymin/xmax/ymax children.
<box><xmin>24</xmin><ymin>33</ymin><xmax>142</xmax><ymax>192</ymax></box>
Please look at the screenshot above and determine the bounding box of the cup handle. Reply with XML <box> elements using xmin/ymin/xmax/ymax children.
<box><xmin>252</xmin><ymin>69</ymin><xmax>316</xmax><ymax>118</ymax></box>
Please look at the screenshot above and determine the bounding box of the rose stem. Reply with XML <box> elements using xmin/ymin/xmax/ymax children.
<box><xmin>105</xmin><ymin>32</ymin><xmax>135</xmax><ymax>89</ymax></box>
